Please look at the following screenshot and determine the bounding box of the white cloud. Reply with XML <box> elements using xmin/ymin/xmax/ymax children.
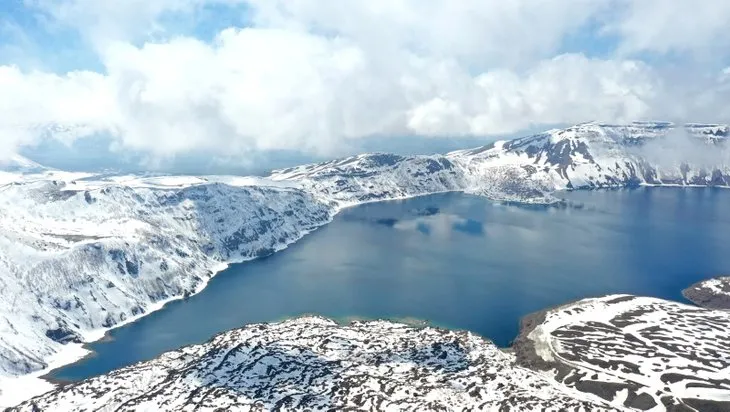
<box><xmin>406</xmin><ymin>55</ymin><xmax>660</xmax><ymax>136</ymax></box>
<box><xmin>606</xmin><ymin>0</ymin><xmax>730</xmax><ymax>56</ymax></box>
<box><xmin>634</xmin><ymin>126</ymin><xmax>730</xmax><ymax>171</ymax></box>
<box><xmin>1</xmin><ymin>0</ymin><xmax>729</xmax><ymax>161</ymax></box>
<box><xmin>0</xmin><ymin>65</ymin><xmax>113</xmax><ymax>159</ymax></box>
<box><xmin>96</xmin><ymin>37</ymin><xmax>666</xmax><ymax>156</ymax></box>
<box><xmin>101</xmin><ymin>28</ymin><xmax>403</xmax><ymax>156</ymax></box>
<box><xmin>246</xmin><ymin>0</ymin><xmax>612</xmax><ymax>68</ymax></box>
<box><xmin>25</xmin><ymin>0</ymin><xmax>246</xmax><ymax>46</ymax></box>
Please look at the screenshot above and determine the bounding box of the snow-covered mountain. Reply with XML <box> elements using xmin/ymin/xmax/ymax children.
<box><xmin>0</xmin><ymin>176</ymin><xmax>333</xmax><ymax>404</ymax></box>
<box><xmin>450</xmin><ymin>122</ymin><xmax>729</xmax><ymax>198</ymax></box>
<box><xmin>272</xmin><ymin>122</ymin><xmax>730</xmax><ymax>205</ymax></box>
<box><xmin>0</xmin><ymin>155</ymin><xmax>47</xmax><ymax>174</ymax></box>
<box><xmin>1</xmin><ymin>122</ymin><xmax>730</xmax><ymax>407</ymax></box>
<box><xmin>270</xmin><ymin>153</ymin><xmax>466</xmax><ymax>206</ymax></box>
<box><xmin>0</xmin><ymin>155</ymin><xmax>48</xmax><ymax>186</ymax></box>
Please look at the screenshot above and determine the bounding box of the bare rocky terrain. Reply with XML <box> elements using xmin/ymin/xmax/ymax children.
<box><xmin>683</xmin><ymin>276</ymin><xmax>730</xmax><ymax>310</ymax></box>
<box><xmin>514</xmin><ymin>295</ymin><xmax>730</xmax><ymax>411</ymax></box>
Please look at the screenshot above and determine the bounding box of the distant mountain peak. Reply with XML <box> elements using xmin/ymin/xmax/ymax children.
<box><xmin>0</xmin><ymin>154</ymin><xmax>48</xmax><ymax>173</ymax></box>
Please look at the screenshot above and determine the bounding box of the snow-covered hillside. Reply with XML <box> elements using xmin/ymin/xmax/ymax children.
<box><xmin>12</xmin><ymin>294</ymin><xmax>730</xmax><ymax>412</ymax></box>
<box><xmin>272</xmin><ymin>122</ymin><xmax>730</xmax><ymax>205</ymax></box>
<box><xmin>514</xmin><ymin>295</ymin><xmax>730</xmax><ymax>411</ymax></box>
<box><xmin>0</xmin><ymin>175</ymin><xmax>333</xmax><ymax>404</ymax></box>
<box><xmin>0</xmin><ymin>154</ymin><xmax>48</xmax><ymax>174</ymax></box>
<box><xmin>270</xmin><ymin>153</ymin><xmax>467</xmax><ymax>206</ymax></box>
<box><xmin>8</xmin><ymin>317</ymin><xmax>615</xmax><ymax>412</ymax></box>
<box><xmin>1</xmin><ymin>121</ymin><xmax>730</xmax><ymax>407</ymax></box>
<box><xmin>448</xmin><ymin>122</ymin><xmax>730</xmax><ymax>199</ymax></box>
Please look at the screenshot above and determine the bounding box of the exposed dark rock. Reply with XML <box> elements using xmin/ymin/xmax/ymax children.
<box><xmin>682</xmin><ymin>277</ymin><xmax>730</xmax><ymax>309</ymax></box>
<box><xmin>513</xmin><ymin>294</ymin><xmax>730</xmax><ymax>411</ymax></box>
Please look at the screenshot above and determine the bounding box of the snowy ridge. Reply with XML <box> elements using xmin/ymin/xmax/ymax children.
<box><xmin>0</xmin><ymin>155</ymin><xmax>49</xmax><ymax>185</ymax></box>
<box><xmin>8</xmin><ymin>317</ymin><xmax>616</xmax><ymax>412</ymax></box>
<box><xmin>271</xmin><ymin>123</ymin><xmax>730</xmax><ymax>206</ymax></box>
<box><xmin>270</xmin><ymin>153</ymin><xmax>466</xmax><ymax>207</ymax></box>
<box><xmin>515</xmin><ymin>295</ymin><xmax>730</xmax><ymax>411</ymax></box>
<box><xmin>447</xmin><ymin>122</ymin><xmax>730</xmax><ymax>198</ymax></box>
<box><xmin>0</xmin><ymin>154</ymin><xmax>47</xmax><ymax>174</ymax></box>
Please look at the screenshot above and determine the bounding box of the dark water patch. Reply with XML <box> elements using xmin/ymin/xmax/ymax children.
<box><xmin>412</xmin><ymin>207</ymin><xmax>440</xmax><ymax>216</ymax></box>
<box><xmin>374</xmin><ymin>218</ymin><xmax>398</xmax><ymax>227</ymax></box>
<box><xmin>453</xmin><ymin>219</ymin><xmax>484</xmax><ymax>235</ymax></box>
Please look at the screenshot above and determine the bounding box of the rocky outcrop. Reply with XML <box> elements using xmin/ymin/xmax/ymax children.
<box><xmin>513</xmin><ymin>295</ymin><xmax>730</xmax><ymax>411</ymax></box>
<box><xmin>683</xmin><ymin>276</ymin><xmax>730</xmax><ymax>310</ymax></box>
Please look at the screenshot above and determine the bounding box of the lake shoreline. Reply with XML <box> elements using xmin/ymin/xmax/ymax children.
<box><xmin>42</xmin><ymin>274</ymin><xmax>726</xmax><ymax>386</ymax></box>
<box><xmin>22</xmin><ymin>277</ymin><xmax>730</xmax><ymax>411</ymax></box>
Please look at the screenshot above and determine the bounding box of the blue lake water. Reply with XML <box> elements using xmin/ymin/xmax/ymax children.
<box><xmin>51</xmin><ymin>188</ymin><xmax>730</xmax><ymax>381</ymax></box>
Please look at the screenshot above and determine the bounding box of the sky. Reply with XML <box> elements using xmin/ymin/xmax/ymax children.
<box><xmin>1</xmin><ymin>0</ymin><xmax>730</xmax><ymax>173</ymax></box>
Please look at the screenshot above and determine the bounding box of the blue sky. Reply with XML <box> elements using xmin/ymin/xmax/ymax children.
<box><xmin>0</xmin><ymin>1</ymin><xmax>252</xmax><ymax>72</ymax></box>
<box><xmin>1</xmin><ymin>0</ymin><xmax>729</xmax><ymax>173</ymax></box>
<box><xmin>0</xmin><ymin>2</ymin><xmax>624</xmax><ymax>74</ymax></box>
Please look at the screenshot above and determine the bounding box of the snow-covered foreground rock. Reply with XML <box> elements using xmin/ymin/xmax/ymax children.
<box><xmin>2</xmin><ymin>121</ymin><xmax>730</xmax><ymax>407</ymax></box>
<box><xmin>683</xmin><ymin>277</ymin><xmax>730</xmax><ymax>310</ymax></box>
<box><xmin>515</xmin><ymin>295</ymin><xmax>730</xmax><ymax>411</ymax></box>
<box><xmin>9</xmin><ymin>317</ymin><xmax>615</xmax><ymax>412</ymax></box>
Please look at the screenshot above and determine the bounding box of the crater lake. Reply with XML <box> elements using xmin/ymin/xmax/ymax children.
<box><xmin>50</xmin><ymin>187</ymin><xmax>730</xmax><ymax>381</ymax></box>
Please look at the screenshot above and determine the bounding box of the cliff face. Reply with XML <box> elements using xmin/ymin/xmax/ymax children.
<box><xmin>0</xmin><ymin>178</ymin><xmax>332</xmax><ymax>380</ymax></box>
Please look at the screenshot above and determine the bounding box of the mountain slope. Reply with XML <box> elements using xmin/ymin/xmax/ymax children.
<box><xmin>0</xmin><ymin>155</ymin><xmax>47</xmax><ymax>174</ymax></box>
<box><xmin>14</xmin><ymin>293</ymin><xmax>730</xmax><ymax>412</ymax></box>
<box><xmin>270</xmin><ymin>153</ymin><xmax>466</xmax><ymax>206</ymax></box>
<box><xmin>448</xmin><ymin>122</ymin><xmax>730</xmax><ymax>198</ymax></box>
<box><xmin>270</xmin><ymin>123</ymin><xmax>730</xmax><ymax>205</ymax></box>
<box><xmin>0</xmin><ymin>178</ymin><xmax>332</xmax><ymax>383</ymax></box>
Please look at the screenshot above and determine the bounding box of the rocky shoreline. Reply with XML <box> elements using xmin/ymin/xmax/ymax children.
<box><xmin>513</xmin><ymin>296</ymin><xmax>676</xmax><ymax>411</ymax></box>
<box><xmin>512</xmin><ymin>279</ymin><xmax>730</xmax><ymax>412</ymax></box>
<box><xmin>682</xmin><ymin>276</ymin><xmax>730</xmax><ymax>310</ymax></box>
